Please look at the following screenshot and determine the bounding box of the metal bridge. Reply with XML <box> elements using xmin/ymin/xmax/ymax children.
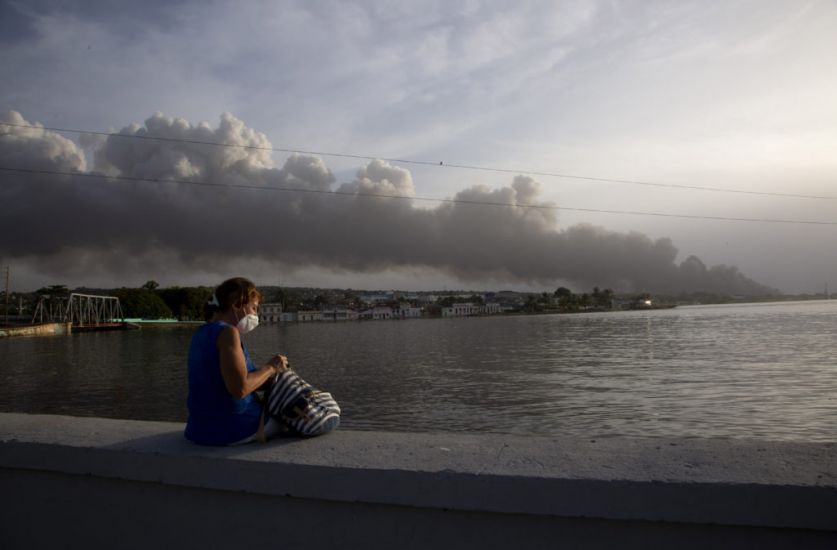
<box><xmin>32</xmin><ymin>293</ymin><xmax>127</xmax><ymax>330</ymax></box>
<box><xmin>64</xmin><ymin>293</ymin><xmax>124</xmax><ymax>326</ymax></box>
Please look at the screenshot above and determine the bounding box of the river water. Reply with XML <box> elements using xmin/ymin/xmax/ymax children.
<box><xmin>1</xmin><ymin>300</ymin><xmax>835</xmax><ymax>441</ymax></box>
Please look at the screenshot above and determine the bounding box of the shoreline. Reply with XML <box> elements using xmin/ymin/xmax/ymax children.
<box><xmin>3</xmin><ymin>298</ymin><xmax>835</xmax><ymax>335</ymax></box>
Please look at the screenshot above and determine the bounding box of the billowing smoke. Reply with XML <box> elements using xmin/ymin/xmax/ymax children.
<box><xmin>0</xmin><ymin>110</ymin><xmax>775</xmax><ymax>295</ymax></box>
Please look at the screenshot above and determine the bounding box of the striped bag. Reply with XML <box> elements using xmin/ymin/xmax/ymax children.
<box><xmin>266</xmin><ymin>368</ymin><xmax>341</xmax><ymax>437</ymax></box>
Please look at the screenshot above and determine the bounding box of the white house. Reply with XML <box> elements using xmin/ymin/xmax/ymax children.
<box><xmin>321</xmin><ymin>308</ymin><xmax>358</xmax><ymax>321</ymax></box>
<box><xmin>297</xmin><ymin>310</ymin><xmax>323</xmax><ymax>322</ymax></box>
<box><xmin>481</xmin><ymin>303</ymin><xmax>501</xmax><ymax>315</ymax></box>
<box><xmin>258</xmin><ymin>303</ymin><xmax>283</xmax><ymax>323</ymax></box>
<box><xmin>395</xmin><ymin>303</ymin><xmax>422</xmax><ymax>319</ymax></box>
<box><xmin>360</xmin><ymin>306</ymin><xmax>393</xmax><ymax>320</ymax></box>
<box><xmin>441</xmin><ymin>303</ymin><xmax>481</xmax><ymax>317</ymax></box>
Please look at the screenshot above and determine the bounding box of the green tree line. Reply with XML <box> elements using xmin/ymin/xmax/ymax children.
<box><xmin>27</xmin><ymin>281</ymin><xmax>213</xmax><ymax>320</ymax></box>
<box><xmin>551</xmin><ymin>286</ymin><xmax>615</xmax><ymax>312</ymax></box>
<box><xmin>112</xmin><ymin>281</ymin><xmax>213</xmax><ymax>320</ymax></box>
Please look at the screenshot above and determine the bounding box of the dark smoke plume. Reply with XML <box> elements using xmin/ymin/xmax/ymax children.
<box><xmin>0</xmin><ymin>110</ymin><xmax>776</xmax><ymax>295</ymax></box>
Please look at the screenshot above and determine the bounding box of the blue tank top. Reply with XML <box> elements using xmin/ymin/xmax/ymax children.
<box><xmin>184</xmin><ymin>321</ymin><xmax>262</xmax><ymax>445</ymax></box>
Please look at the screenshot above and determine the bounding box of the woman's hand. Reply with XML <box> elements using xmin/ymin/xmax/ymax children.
<box><xmin>218</xmin><ymin>326</ymin><xmax>278</xmax><ymax>399</ymax></box>
<box><xmin>267</xmin><ymin>354</ymin><xmax>289</xmax><ymax>374</ymax></box>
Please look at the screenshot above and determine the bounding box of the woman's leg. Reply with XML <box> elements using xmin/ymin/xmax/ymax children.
<box><xmin>228</xmin><ymin>416</ymin><xmax>284</xmax><ymax>446</ymax></box>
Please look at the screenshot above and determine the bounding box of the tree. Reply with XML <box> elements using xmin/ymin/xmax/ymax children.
<box><xmin>595</xmin><ymin>288</ymin><xmax>615</xmax><ymax>308</ymax></box>
<box><xmin>438</xmin><ymin>296</ymin><xmax>456</xmax><ymax>308</ymax></box>
<box><xmin>554</xmin><ymin>287</ymin><xmax>572</xmax><ymax>299</ymax></box>
<box><xmin>116</xmin><ymin>288</ymin><xmax>173</xmax><ymax>319</ymax></box>
<box><xmin>558</xmin><ymin>291</ymin><xmax>579</xmax><ymax>312</ymax></box>
<box><xmin>468</xmin><ymin>294</ymin><xmax>485</xmax><ymax>305</ymax></box>
<box><xmin>36</xmin><ymin>285</ymin><xmax>69</xmax><ymax>297</ymax></box>
<box><xmin>590</xmin><ymin>287</ymin><xmax>615</xmax><ymax>308</ymax></box>
<box><xmin>157</xmin><ymin>286</ymin><xmax>212</xmax><ymax>321</ymax></box>
<box><xmin>269</xmin><ymin>287</ymin><xmax>289</xmax><ymax>307</ymax></box>
<box><xmin>142</xmin><ymin>280</ymin><xmax>160</xmax><ymax>291</ymax></box>
<box><xmin>342</xmin><ymin>289</ymin><xmax>360</xmax><ymax>308</ymax></box>
<box><xmin>524</xmin><ymin>294</ymin><xmax>543</xmax><ymax>313</ymax></box>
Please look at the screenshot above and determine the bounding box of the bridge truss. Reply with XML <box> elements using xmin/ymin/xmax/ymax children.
<box><xmin>63</xmin><ymin>293</ymin><xmax>124</xmax><ymax>326</ymax></box>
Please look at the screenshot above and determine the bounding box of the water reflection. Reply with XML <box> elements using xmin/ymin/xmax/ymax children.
<box><xmin>1</xmin><ymin>300</ymin><xmax>835</xmax><ymax>441</ymax></box>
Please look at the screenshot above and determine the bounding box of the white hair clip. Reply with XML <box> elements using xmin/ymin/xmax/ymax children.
<box><xmin>207</xmin><ymin>294</ymin><xmax>220</xmax><ymax>307</ymax></box>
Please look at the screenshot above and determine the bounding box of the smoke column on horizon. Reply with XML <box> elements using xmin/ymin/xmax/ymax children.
<box><xmin>0</xmin><ymin>110</ymin><xmax>775</xmax><ymax>295</ymax></box>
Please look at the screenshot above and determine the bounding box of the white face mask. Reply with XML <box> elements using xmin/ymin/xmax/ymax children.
<box><xmin>235</xmin><ymin>308</ymin><xmax>260</xmax><ymax>334</ymax></box>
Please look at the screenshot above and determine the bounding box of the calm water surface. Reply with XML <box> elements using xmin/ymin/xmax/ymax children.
<box><xmin>1</xmin><ymin>300</ymin><xmax>835</xmax><ymax>441</ymax></box>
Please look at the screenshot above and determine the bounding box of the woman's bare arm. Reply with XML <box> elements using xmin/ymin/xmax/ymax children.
<box><xmin>217</xmin><ymin>326</ymin><xmax>278</xmax><ymax>399</ymax></box>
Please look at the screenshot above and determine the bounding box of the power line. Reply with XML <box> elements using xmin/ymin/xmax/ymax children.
<box><xmin>2</xmin><ymin>120</ymin><xmax>833</xmax><ymax>201</ymax></box>
<box><xmin>2</xmin><ymin>165</ymin><xmax>835</xmax><ymax>226</ymax></box>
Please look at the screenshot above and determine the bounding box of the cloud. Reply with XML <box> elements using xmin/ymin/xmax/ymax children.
<box><xmin>0</xmin><ymin>110</ymin><xmax>775</xmax><ymax>295</ymax></box>
<box><xmin>0</xmin><ymin>110</ymin><xmax>86</xmax><ymax>171</ymax></box>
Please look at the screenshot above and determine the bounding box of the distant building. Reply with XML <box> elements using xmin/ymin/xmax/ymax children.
<box><xmin>280</xmin><ymin>312</ymin><xmax>297</xmax><ymax>322</ymax></box>
<box><xmin>441</xmin><ymin>303</ymin><xmax>481</xmax><ymax>317</ymax></box>
<box><xmin>360</xmin><ymin>306</ymin><xmax>393</xmax><ymax>320</ymax></box>
<box><xmin>321</xmin><ymin>308</ymin><xmax>358</xmax><ymax>321</ymax></box>
<box><xmin>481</xmin><ymin>303</ymin><xmax>501</xmax><ymax>315</ymax></box>
<box><xmin>395</xmin><ymin>303</ymin><xmax>422</xmax><ymax>319</ymax></box>
<box><xmin>416</xmin><ymin>294</ymin><xmax>439</xmax><ymax>305</ymax></box>
<box><xmin>494</xmin><ymin>291</ymin><xmax>526</xmax><ymax>307</ymax></box>
<box><xmin>297</xmin><ymin>310</ymin><xmax>323</xmax><ymax>322</ymax></box>
<box><xmin>259</xmin><ymin>303</ymin><xmax>283</xmax><ymax>323</ymax></box>
<box><xmin>360</xmin><ymin>293</ymin><xmax>392</xmax><ymax>305</ymax></box>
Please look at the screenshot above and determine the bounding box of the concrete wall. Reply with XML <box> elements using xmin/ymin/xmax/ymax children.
<box><xmin>1</xmin><ymin>413</ymin><xmax>835</xmax><ymax>549</ymax></box>
<box><xmin>0</xmin><ymin>322</ymin><xmax>71</xmax><ymax>337</ymax></box>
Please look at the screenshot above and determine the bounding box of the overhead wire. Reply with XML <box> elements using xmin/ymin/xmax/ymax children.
<box><xmin>1</xmin><ymin>120</ymin><xmax>834</xmax><ymax>200</ymax></box>
<box><xmin>1</xmin><ymin>166</ymin><xmax>835</xmax><ymax>226</ymax></box>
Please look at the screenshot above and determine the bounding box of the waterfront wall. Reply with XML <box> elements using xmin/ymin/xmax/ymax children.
<box><xmin>0</xmin><ymin>322</ymin><xmax>71</xmax><ymax>337</ymax></box>
<box><xmin>0</xmin><ymin>413</ymin><xmax>834</xmax><ymax>549</ymax></box>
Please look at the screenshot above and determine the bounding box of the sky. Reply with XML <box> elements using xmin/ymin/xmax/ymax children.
<box><xmin>1</xmin><ymin>0</ymin><xmax>836</xmax><ymax>294</ymax></box>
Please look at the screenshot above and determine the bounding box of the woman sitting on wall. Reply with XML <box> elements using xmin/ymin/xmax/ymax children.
<box><xmin>184</xmin><ymin>277</ymin><xmax>339</xmax><ymax>446</ymax></box>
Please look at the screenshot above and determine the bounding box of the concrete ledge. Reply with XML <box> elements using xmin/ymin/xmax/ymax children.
<box><xmin>1</xmin><ymin>413</ymin><xmax>835</xmax><ymax>548</ymax></box>
<box><xmin>0</xmin><ymin>322</ymin><xmax>71</xmax><ymax>337</ymax></box>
